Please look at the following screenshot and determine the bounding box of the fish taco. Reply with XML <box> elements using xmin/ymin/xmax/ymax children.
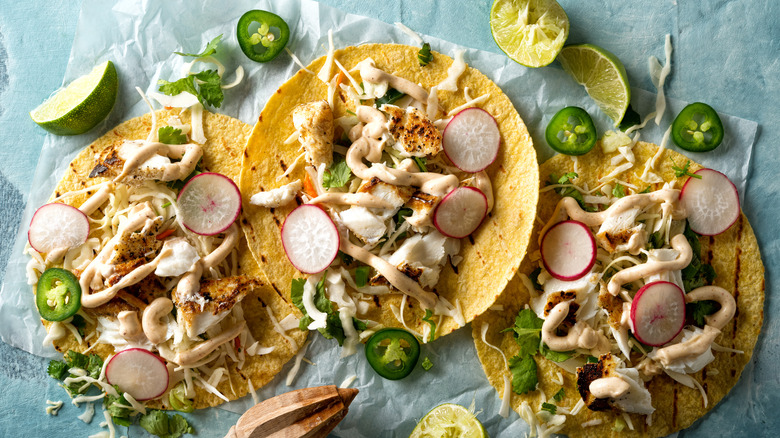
<box><xmin>473</xmin><ymin>142</ymin><xmax>764</xmax><ymax>437</ymax></box>
<box><xmin>26</xmin><ymin>108</ymin><xmax>306</xmax><ymax>412</ymax></box>
<box><xmin>239</xmin><ymin>43</ymin><xmax>539</xmax><ymax>349</ymax></box>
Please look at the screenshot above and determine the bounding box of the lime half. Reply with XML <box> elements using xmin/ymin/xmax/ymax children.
<box><xmin>409</xmin><ymin>403</ymin><xmax>489</xmax><ymax>438</ymax></box>
<box><xmin>490</xmin><ymin>0</ymin><xmax>569</xmax><ymax>68</ymax></box>
<box><xmin>30</xmin><ymin>60</ymin><xmax>118</xmax><ymax>135</ymax></box>
<box><xmin>557</xmin><ymin>44</ymin><xmax>631</xmax><ymax>126</ymax></box>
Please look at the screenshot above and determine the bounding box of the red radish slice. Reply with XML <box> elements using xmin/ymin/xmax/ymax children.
<box><xmin>105</xmin><ymin>348</ymin><xmax>169</xmax><ymax>401</ymax></box>
<box><xmin>442</xmin><ymin>107</ymin><xmax>501</xmax><ymax>173</ymax></box>
<box><xmin>28</xmin><ymin>203</ymin><xmax>89</xmax><ymax>253</ymax></box>
<box><xmin>281</xmin><ymin>205</ymin><xmax>339</xmax><ymax>274</ymax></box>
<box><xmin>540</xmin><ymin>220</ymin><xmax>596</xmax><ymax>281</ymax></box>
<box><xmin>433</xmin><ymin>187</ymin><xmax>488</xmax><ymax>238</ymax></box>
<box><xmin>178</xmin><ymin>172</ymin><xmax>242</xmax><ymax>236</ymax></box>
<box><xmin>630</xmin><ymin>281</ymin><xmax>686</xmax><ymax>346</ymax></box>
<box><xmin>679</xmin><ymin>168</ymin><xmax>739</xmax><ymax>236</ymax></box>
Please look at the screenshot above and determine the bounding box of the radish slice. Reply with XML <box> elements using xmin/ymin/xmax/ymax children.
<box><xmin>679</xmin><ymin>168</ymin><xmax>739</xmax><ymax>236</ymax></box>
<box><xmin>178</xmin><ymin>172</ymin><xmax>242</xmax><ymax>236</ymax></box>
<box><xmin>442</xmin><ymin>108</ymin><xmax>501</xmax><ymax>173</ymax></box>
<box><xmin>540</xmin><ymin>220</ymin><xmax>596</xmax><ymax>281</ymax></box>
<box><xmin>28</xmin><ymin>203</ymin><xmax>89</xmax><ymax>253</ymax></box>
<box><xmin>433</xmin><ymin>186</ymin><xmax>488</xmax><ymax>238</ymax></box>
<box><xmin>281</xmin><ymin>205</ymin><xmax>339</xmax><ymax>274</ymax></box>
<box><xmin>105</xmin><ymin>348</ymin><xmax>169</xmax><ymax>401</ymax></box>
<box><xmin>630</xmin><ymin>281</ymin><xmax>686</xmax><ymax>346</ymax></box>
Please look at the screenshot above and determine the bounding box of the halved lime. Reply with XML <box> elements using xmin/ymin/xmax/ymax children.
<box><xmin>30</xmin><ymin>60</ymin><xmax>118</xmax><ymax>135</ymax></box>
<box><xmin>557</xmin><ymin>44</ymin><xmax>631</xmax><ymax>126</ymax></box>
<box><xmin>409</xmin><ymin>403</ymin><xmax>489</xmax><ymax>438</ymax></box>
<box><xmin>490</xmin><ymin>0</ymin><xmax>569</xmax><ymax>68</ymax></box>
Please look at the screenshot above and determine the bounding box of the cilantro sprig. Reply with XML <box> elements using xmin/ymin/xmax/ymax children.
<box><xmin>418</xmin><ymin>42</ymin><xmax>433</xmax><ymax>67</ymax></box>
<box><xmin>158</xmin><ymin>126</ymin><xmax>188</xmax><ymax>145</ymax></box>
<box><xmin>670</xmin><ymin>157</ymin><xmax>702</xmax><ymax>179</ymax></box>
<box><xmin>322</xmin><ymin>158</ymin><xmax>352</xmax><ymax>189</ymax></box>
<box><xmin>174</xmin><ymin>34</ymin><xmax>223</xmax><ymax>58</ymax></box>
<box><xmin>158</xmin><ymin>35</ymin><xmax>227</xmax><ymax>109</ymax></box>
<box><xmin>290</xmin><ymin>276</ymin><xmax>366</xmax><ymax>346</ymax></box>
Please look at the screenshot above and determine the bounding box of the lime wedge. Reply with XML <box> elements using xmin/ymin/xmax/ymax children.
<box><xmin>490</xmin><ymin>0</ymin><xmax>569</xmax><ymax>68</ymax></box>
<box><xmin>557</xmin><ymin>44</ymin><xmax>631</xmax><ymax>126</ymax></box>
<box><xmin>409</xmin><ymin>403</ymin><xmax>489</xmax><ymax>438</ymax></box>
<box><xmin>30</xmin><ymin>60</ymin><xmax>118</xmax><ymax>135</ymax></box>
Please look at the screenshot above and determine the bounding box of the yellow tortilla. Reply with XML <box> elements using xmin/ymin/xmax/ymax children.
<box><xmin>473</xmin><ymin>142</ymin><xmax>764</xmax><ymax>437</ymax></box>
<box><xmin>238</xmin><ymin>43</ymin><xmax>538</xmax><ymax>336</ymax></box>
<box><xmin>43</xmin><ymin>109</ymin><xmax>306</xmax><ymax>409</ymax></box>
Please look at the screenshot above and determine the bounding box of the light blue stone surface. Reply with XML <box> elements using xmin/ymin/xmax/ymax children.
<box><xmin>0</xmin><ymin>0</ymin><xmax>777</xmax><ymax>436</ymax></box>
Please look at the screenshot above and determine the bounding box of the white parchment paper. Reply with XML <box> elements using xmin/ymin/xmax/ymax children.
<box><xmin>0</xmin><ymin>0</ymin><xmax>758</xmax><ymax>436</ymax></box>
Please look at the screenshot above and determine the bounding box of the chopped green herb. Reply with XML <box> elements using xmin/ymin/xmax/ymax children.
<box><xmin>158</xmin><ymin>126</ymin><xmax>188</xmax><ymax>145</ymax></box>
<box><xmin>166</xmin><ymin>159</ymin><xmax>202</xmax><ymax>192</ymax></box>
<box><xmin>413</xmin><ymin>156</ymin><xmax>427</xmax><ymax>172</ymax></box>
<box><xmin>47</xmin><ymin>360</ymin><xmax>68</xmax><ymax>380</ymax></box>
<box><xmin>549</xmin><ymin>173</ymin><xmax>596</xmax><ymax>212</ymax></box>
<box><xmin>418</xmin><ymin>42</ymin><xmax>433</xmax><ymax>67</ymax></box>
<box><xmin>104</xmin><ymin>386</ymin><xmax>134</xmax><ymax>426</ymax></box>
<box><xmin>323</xmin><ymin>158</ymin><xmax>352</xmax><ymax>189</ymax></box>
<box><xmin>158</xmin><ymin>69</ymin><xmax>224</xmax><ymax>109</ymax></box>
<box><xmin>528</xmin><ymin>268</ymin><xmax>543</xmax><ymax>292</ymax></box>
<box><xmin>422</xmin><ymin>309</ymin><xmax>437</xmax><ymax>343</ymax></box>
<box><xmin>421</xmin><ymin>357</ymin><xmax>434</xmax><ymax>371</ymax></box>
<box><xmin>375</xmin><ymin>88</ymin><xmax>405</xmax><ymax>107</ymax></box>
<box><xmin>140</xmin><ymin>409</ymin><xmax>194</xmax><ymax>438</ymax></box>
<box><xmin>640</xmin><ymin>186</ymin><xmax>652</xmax><ymax>193</ymax></box>
<box><xmin>174</xmin><ymin>34</ymin><xmax>223</xmax><ymax>58</ymax></box>
<box><xmin>395</xmin><ymin>208</ymin><xmax>413</xmax><ymax>227</ymax></box>
<box><xmin>688</xmin><ymin>300</ymin><xmax>720</xmax><ymax>327</ymax></box>
<box><xmin>508</xmin><ymin>354</ymin><xmax>537</xmax><ymax>395</ymax></box>
<box><xmin>355</xmin><ymin>266</ymin><xmax>370</xmax><ymax>288</ymax></box>
<box><xmin>162</xmin><ymin>201</ymin><xmax>172</xmax><ymax>209</ymax></box>
<box><xmin>670</xmin><ymin>157</ymin><xmax>702</xmax><ymax>179</ymax></box>
<box><xmin>541</xmin><ymin>402</ymin><xmax>557</xmax><ymax>414</ymax></box>
<box><xmin>681</xmin><ymin>222</ymin><xmax>717</xmax><ymax>293</ymax></box>
<box><xmin>613</xmin><ymin>416</ymin><xmax>627</xmax><ymax>432</ymax></box>
<box><xmin>70</xmin><ymin>314</ymin><xmax>87</xmax><ymax>337</ymax></box>
<box><xmin>290</xmin><ymin>276</ymin><xmax>364</xmax><ymax>346</ymax></box>
<box><xmin>647</xmin><ymin>231</ymin><xmax>664</xmax><ymax>249</ymax></box>
<box><xmin>553</xmin><ymin>388</ymin><xmax>565</xmax><ymax>402</ymax></box>
<box><xmin>346</xmin><ymin>109</ymin><xmax>357</xmax><ymax>116</ymax></box>
<box><xmin>503</xmin><ymin>309</ymin><xmax>544</xmax><ymax>357</ymax></box>
<box><xmin>556</xmin><ymin>172</ymin><xmax>578</xmax><ymax>185</ymax></box>
<box><xmin>540</xmin><ymin>344</ymin><xmax>574</xmax><ymax>363</ymax></box>
<box><xmin>612</xmin><ymin>182</ymin><xmax>626</xmax><ymax>198</ymax></box>
<box><xmin>585</xmin><ymin>355</ymin><xmax>599</xmax><ymax>364</ymax></box>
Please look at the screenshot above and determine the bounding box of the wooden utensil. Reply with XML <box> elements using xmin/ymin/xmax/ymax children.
<box><xmin>224</xmin><ymin>385</ymin><xmax>359</xmax><ymax>438</ymax></box>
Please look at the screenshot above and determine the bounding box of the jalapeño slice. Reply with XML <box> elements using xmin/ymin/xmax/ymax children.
<box><xmin>365</xmin><ymin>328</ymin><xmax>420</xmax><ymax>380</ymax></box>
<box><xmin>169</xmin><ymin>382</ymin><xmax>194</xmax><ymax>413</ymax></box>
<box><xmin>671</xmin><ymin>102</ymin><xmax>724</xmax><ymax>152</ymax></box>
<box><xmin>36</xmin><ymin>268</ymin><xmax>81</xmax><ymax>322</ymax></box>
<box><xmin>236</xmin><ymin>10</ymin><xmax>290</xmax><ymax>63</ymax></box>
<box><xmin>545</xmin><ymin>106</ymin><xmax>597</xmax><ymax>155</ymax></box>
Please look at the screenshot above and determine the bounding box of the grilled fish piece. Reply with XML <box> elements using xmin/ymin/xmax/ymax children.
<box><xmin>293</xmin><ymin>100</ymin><xmax>334</xmax><ymax>168</ymax></box>
<box><xmin>174</xmin><ymin>275</ymin><xmax>257</xmax><ymax>338</ymax></box>
<box><xmin>89</xmin><ymin>140</ymin><xmax>202</xmax><ymax>183</ymax></box>
<box><xmin>357</xmin><ymin>177</ymin><xmax>414</xmax><ymax>219</ymax></box>
<box><xmin>382</xmin><ymin>105</ymin><xmax>442</xmax><ymax>158</ymax></box>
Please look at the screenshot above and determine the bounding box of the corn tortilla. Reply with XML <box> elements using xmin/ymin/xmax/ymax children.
<box><xmin>473</xmin><ymin>142</ymin><xmax>764</xmax><ymax>437</ymax></box>
<box><xmin>238</xmin><ymin>43</ymin><xmax>539</xmax><ymax>337</ymax></box>
<box><xmin>42</xmin><ymin>109</ymin><xmax>306</xmax><ymax>409</ymax></box>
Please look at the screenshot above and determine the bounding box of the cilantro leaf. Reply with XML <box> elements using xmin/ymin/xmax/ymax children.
<box><xmin>670</xmin><ymin>157</ymin><xmax>702</xmax><ymax>179</ymax></box>
<box><xmin>541</xmin><ymin>402</ymin><xmax>557</xmax><ymax>414</ymax></box>
<box><xmin>556</xmin><ymin>172</ymin><xmax>578</xmax><ymax>185</ymax></box>
<box><xmin>322</xmin><ymin>158</ymin><xmax>352</xmax><ymax>189</ymax></box>
<box><xmin>553</xmin><ymin>388</ymin><xmax>565</xmax><ymax>402</ymax></box>
<box><xmin>290</xmin><ymin>276</ymin><xmax>365</xmax><ymax>346</ymax></box>
<box><xmin>375</xmin><ymin>88</ymin><xmax>405</xmax><ymax>107</ymax></box>
<box><xmin>509</xmin><ymin>354</ymin><xmax>537</xmax><ymax>395</ymax></box>
<box><xmin>158</xmin><ymin>76</ymin><xmax>199</xmax><ymax>101</ymax></box>
<box><xmin>688</xmin><ymin>300</ymin><xmax>720</xmax><ymax>326</ymax></box>
<box><xmin>681</xmin><ymin>222</ymin><xmax>717</xmax><ymax>293</ymax></box>
<box><xmin>549</xmin><ymin>173</ymin><xmax>596</xmax><ymax>212</ymax></box>
<box><xmin>585</xmin><ymin>355</ymin><xmax>599</xmax><ymax>363</ymax></box>
<box><xmin>87</xmin><ymin>354</ymin><xmax>103</xmax><ymax>379</ymax></box>
<box><xmin>47</xmin><ymin>360</ymin><xmax>68</xmax><ymax>380</ymax></box>
<box><xmin>646</xmin><ymin>231</ymin><xmax>664</xmax><ymax>249</ymax></box>
<box><xmin>612</xmin><ymin>182</ymin><xmax>626</xmax><ymax>198</ymax></box>
<box><xmin>640</xmin><ymin>186</ymin><xmax>652</xmax><ymax>194</ymax></box>
<box><xmin>418</xmin><ymin>42</ymin><xmax>433</xmax><ymax>67</ymax></box>
<box><xmin>140</xmin><ymin>410</ymin><xmax>194</xmax><ymax>438</ymax></box>
<box><xmin>158</xmin><ymin>126</ymin><xmax>188</xmax><ymax>145</ymax></box>
<box><xmin>104</xmin><ymin>386</ymin><xmax>134</xmax><ymax>426</ymax></box>
<box><xmin>504</xmin><ymin>309</ymin><xmax>543</xmax><ymax>357</ymax></box>
<box><xmin>70</xmin><ymin>314</ymin><xmax>87</xmax><ymax>337</ymax></box>
<box><xmin>174</xmin><ymin>34</ymin><xmax>223</xmax><ymax>58</ymax></box>
<box><xmin>528</xmin><ymin>268</ymin><xmax>543</xmax><ymax>292</ymax></box>
<box><xmin>339</xmin><ymin>251</ymin><xmax>355</xmax><ymax>266</ymax></box>
<box><xmin>421</xmin><ymin>357</ymin><xmax>434</xmax><ymax>371</ymax></box>
<box><xmin>540</xmin><ymin>344</ymin><xmax>574</xmax><ymax>363</ymax></box>
<box><xmin>355</xmin><ymin>266</ymin><xmax>370</xmax><ymax>288</ymax></box>
<box><xmin>193</xmin><ymin>70</ymin><xmax>224</xmax><ymax>108</ymax></box>
<box><xmin>422</xmin><ymin>309</ymin><xmax>437</xmax><ymax>342</ymax></box>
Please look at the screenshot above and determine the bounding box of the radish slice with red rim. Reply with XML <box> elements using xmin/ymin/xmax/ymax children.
<box><xmin>28</xmin><ymin>203</ymin><xmax>89</xmax><ymax>253</ymax></box>
<box><xmin>540</xmin><ymin>220</ymin><xmax>596</xmax><ymax>281</ymax></box>
<box><xmin>442</xmin><ymin>107</ymin><xmax>501</xmax><ymax>173</ymax></box>
<box><xmin>629</xmin><ymin>281</ymin><xmax>686</xmax><ymax>346</ymax></box>
<box><xmin>679</xmin><ymin>168</ymin><xmax>739</xmax><ymax>236</ymax></box>
<box><xmin>433</xmin><ymin>186</ymin><xmax>488</xmax><ymax>239</ymax></box>
<box><xmin>105</xmin><ymin>348</ymin><xmax>169</xmax><ymax>401</ymax></box>
<box><xmin>178</xmin><ymin>172</ymin><xmax>242</xmax><ymax>236</ymax></box>
<box><xmin>281</xmin><ymin>205</ymin><xmax>339</xmax><ymax>274</ymax></box>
